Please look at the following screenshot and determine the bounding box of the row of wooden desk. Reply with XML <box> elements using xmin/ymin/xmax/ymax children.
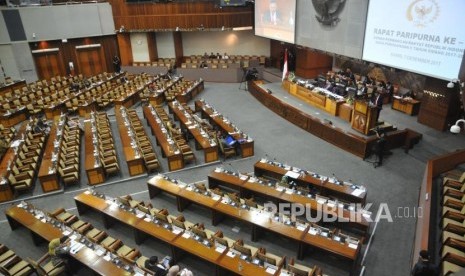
<box><xmin>167</xmin><ymin>101</ymin><xmax>219</xmax><ymax>163</ymax></box>
<box><xmin>4</xmin><ymin>204</ymin><xmax>138</xmax><ymax>275</ymax></box>
<box><xmin>37</xmin><ymin>115</ymin><xmax>67</xmax><ymax>193</ymax></box>
<box><xmin>143</xmin><ymin>105</ymin><xmax>184</xmax><ymax>171</ymax></box>
<box><xmin>115</xmin><ymin>107</ymin><xmax>146</xmax><ymax>176</ymax></box>
<box><xmin>195</xmin><ymin>99</ymin><xmax>254</xmax><ymax>158</ymax></box>
<box><xmin>84</xmin><ymin>114</ymin><xmax>106</xmax><ymax>185</ymax></box>
<box><xmin>74</xmin><ymin>192</ymin><xmax>285</xmax><ymax>276</ymax></box>
<box><xmin>253</xmin><ymin>160</ymin><xmax>367</xmax><ymax>205</ymax></box>
<box><xmin>207</xmin><ymin>169</ymin><xmax>370</xmax><ymax>237</ymax></box>
<box><xmin>174</xmin><ymin>80</ymin><xmax>204</xmax><ymax>104</ymax></box>
<box><xmin>0</xmin><ymin>121</ymin><xmax>31</xmax><ymax>202</ymax></box>
<box><xmin>147</xmin><ymin>175</ymin><xmax>361</xmax><ymax>274</ymax></box>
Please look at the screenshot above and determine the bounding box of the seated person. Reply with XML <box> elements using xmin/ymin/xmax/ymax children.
<box><xmin>145</xmin><ymin>256</ymin><xmax>167</xmax><ymax>276</ymax></box>
<box><xmin>48</xmin><ymin>236</ymin><xmax>70</xmax><ymax>266</ymax></box>
<box><xmin>199</xmin><ymin>61</ymin><xmax>208</xmax><ymax>68</ymax></box>
<box><xmin>222</xmin><ymin>52</ymin><xmax>229</xmax><ymax>59</ymax></box>
<box><xmin>209</xmin><ymin>52</ymin><xmax>216</xmax><ymax>59</ymax></box>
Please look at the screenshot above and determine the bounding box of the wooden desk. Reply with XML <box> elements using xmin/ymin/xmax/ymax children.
<box><xmin>148</xmin><ymin>92</ymin><xmax>165</xmax><ymax>106</ymax></box>
<box><xmin>38</xmin><ymin>118</ymin><xmax>65</xmax><ymax>193</ymax></box>
<box><xmin>114</xmin><ymin>87</ymin><xmax>142</xmax><ymax>108</ymax></box>
<box><xmin>195</xmin><ymin>100</ymin><xmax>254</xmax><ymax>158</ymax></box>
<box><xmin>115</xmin><ymin>107</ymin><xmax>146</xmax><ymax>176</ymax></box>
<box><xmin>0</xmin><ymin>80</ymin><xmax>26</xmax><ymax>97</ymax></box>
<box><xmin>43</xmin><ymin>102</ymin><xmax>66</xmax><ymax>120</ymax></box>
<box><xmin>253</xmin><ymin>161</ymin><xmax>367</xmax><ymax>205</ymax></box>
<box><xmin>74</xmin><ymin>191</ymin><xmax>276</xmax><ymax>275</ymax></box>
<box><xmin>143</xmin><ymin>105</ymin><xmax>184</xmax><ymax>171</ymax></box>
<box><xmin>5</xmin><ymin>205</ymin><xmax>137</xmax><ymax>275</ymax></box>
<box><xmin>168</xmin><ymin>102</ymin><xmax>219</xmax><ymax>163</ymax></box>
<box><xmin>208</xmin><ymin>170</ymin><xmax>370</xmax><ymax>236</ymax></box>
<box><xmin>84</xmin><ymin>118</ymin><xmax>105</xmax><ymax>185</ymax></box>
<box><xmin>286</xmin><ymin>81</ymin><xmax>346</xmax><ymax>117</ymax></box>
<box><xmin>147</xmin><ymin>175</ymin><xmax>362</xmax><ymax>271</ymax></box>
<box><xmin>175</xmin><ymin>80</ymin><xmax>204</xmax><ymax>103</ymax></box>
<box><xmin>0</xmin><ymin>107</ymin><xmax>27</xmax><ymax>128</ymax></box>
<box><xmin>391</xmin><ymin>97</ymin><xmax>421</xmax><ymax>116</ymax></box>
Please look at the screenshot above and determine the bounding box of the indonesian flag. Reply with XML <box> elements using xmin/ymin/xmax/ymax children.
<box><xmin>282</xmin><ymin>49</ymin><xmax>288</xmax><ymax>81</ymax></box>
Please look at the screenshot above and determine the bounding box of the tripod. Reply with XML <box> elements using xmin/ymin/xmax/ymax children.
<box><xmin>238</xmin><ymin>68</ymin><xmax>248</xmax><ymax>91</ymax></box>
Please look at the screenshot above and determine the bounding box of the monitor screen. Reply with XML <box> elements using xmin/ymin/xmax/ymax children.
<box><xmin>233</xmin><ymin>243</ymin><xmax>252</xmax><ymax>257</ymax></box>
<box><xmin>225</xmin><ymin>135</ymin><xmax>236</xmax><ymax>147</ymax></box>
<box><xmin>154</xmin><ymin>212</ymin><xmax>169</xmax><ymax>223</ymax></box>
<box><xmin>254</xmin><ymin>0</ymin><xmax>296</xmax><ymax>44</ymax></box>
<box><xmin>213</xmin><ymin>236</ymin><xmax>229</xmax><ymax>247</ymax></box>
<box><xmin>288</xmin><ymin>265</ymin><xmax>308</xmax><ymax>276</ymax></box>
<box><xmin>362</xmin><ymin>0</ymin><xmax>465</xmax><ymax>80</ymax></box>
<box><xmin>191</xmin><ymin>227</ymin><xmax>208</xmax><ymax>239</ymax></box>
<box><xmin>172</xmin><ymin>219</ymin><xmax>186</xmax><ymax>230</ymax></box>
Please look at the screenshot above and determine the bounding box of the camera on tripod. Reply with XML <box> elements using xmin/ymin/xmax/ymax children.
<box><xmin>245</xmin><ymin>68</ymin><xmax>259</xmax><ymax>81</ymax></box>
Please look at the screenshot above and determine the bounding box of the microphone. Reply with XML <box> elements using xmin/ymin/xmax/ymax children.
<box><xmin>228</xmin><ymin>163</ymin><xmax>238</xmax><ymax>176</ymax></box>
<box><xmin>332</xmin><ymin>173</ymin><xmax>343</xmax><ymax>185</ymax></box>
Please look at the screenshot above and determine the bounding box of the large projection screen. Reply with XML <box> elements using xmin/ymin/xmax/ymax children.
<box><xmin>296</xmin><ymin>0</ymin><xmax>368</xmax><ymax>59</ymax></box>
<box><xmin>254</xmin><ymin>0</ymin><xmax>296</xmax><ymax>44</ymax></box>
<box><xmin>363</xmin><ymin>0</ymin><xmax>465</xmax><ymax>80</ymax></box>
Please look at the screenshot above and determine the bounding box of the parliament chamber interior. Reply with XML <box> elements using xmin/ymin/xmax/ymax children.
<box><xmin>0</xmin><ymin>0</ymin><xmax>464</xmax><ymax>275</ymax></box>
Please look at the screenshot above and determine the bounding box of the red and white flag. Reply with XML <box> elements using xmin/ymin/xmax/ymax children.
<box><xmin>282</xmin><ymin>48</ymin><xmax>288</xmax><ymax>81</ymax></box>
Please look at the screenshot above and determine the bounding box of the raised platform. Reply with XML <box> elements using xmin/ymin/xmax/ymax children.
<box><xmin>262</xmin><ymin>67</ymin><xmax>283</xmax><ymax>83</ymax></box>
<box><xmin>249</xmin><ymin>81</ymin><xmax>422</xmax><ymax>158</ymax></box>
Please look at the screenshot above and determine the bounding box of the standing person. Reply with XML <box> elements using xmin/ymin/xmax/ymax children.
<box><xmin>373</xmin><ymin>129</ymin><xmax>387</xmax><ymax>168</ymax></box>
<box><xmin>372</xmin><ymin>90</ymin><xmax>384</xmax><ymax>122</ymax></box>
<box><xmin>113</xmin><ymin>55</ymin><xmax>121</xmax><ymax>73</ymax></box>
<box><xmin>411</xmin><ymin>250</ymin><xmax>438</xmax><ymax>276</ymax></box>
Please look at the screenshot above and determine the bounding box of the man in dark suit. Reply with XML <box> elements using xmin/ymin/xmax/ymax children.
<box><xmin>262</xmin><ymin>0</ymin><xmax>281</xmax><ymax>25</ymax></box>
<box><xmin>145</xmin><ymin>256</ymin><xmax>167</xmax><ymax>276</ymax></box>
<box><xmin>372</xmin><ymin>90</ymin><xmax>384</xmax><ymax>122</ymax></box>
<box><xmin>411</xmin><ymin>250</ymin><xmax>438</xmax><ymax>276</ymax></box>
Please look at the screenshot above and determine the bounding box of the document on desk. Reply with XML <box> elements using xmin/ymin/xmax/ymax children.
<box><xmin>348</xmin><ymin>243</ymin><xmax>358</xmax><ymax>249</ymax></box>
<box><xmin>351</xmin><ymin>188</ymin><xmax>365</xmax><ymax>196</ymax></box>
<box><xmin>212</xmin><ymin>195</ymin><xmax>221</xmax><ymax>201</ymax></box>
<box><xmin>226</xmin><ymin>251</ymin><xmax>236</xmax><ymax>258</ymax></box>
<box><xmin>285</xmin><ymin>171</ymin><xmax>300</xmax><ymax>179</ymax></box>
<box><xmin>182</xmin><ymin>232</ymin><xmax>191</xmax><ymax>239</ymax></box>
<box><xmin>266</xmin><ymin>267</ymin><xmax>277</xmax><ymax>274</ymax></box>
<box><xmin>172</xmin><ymin>228</ymin><xmax>182</xmax><ymax>235</ymax></box>
<box><xmin>276</xmin><ymin>186</ymin><xmax>284</xmax><ymax>192</ymax></box>
<box><xmin>215</xmin><ymin>246</ymin><xmax>226</xmax><ymax>253</ymax></box>
<box><xmin>308</xmin><ymin>228</ymin><xmax>318</xmax><ymax>235</ymax></box>
<box><xmin>240</xmin><ymin>175</ymin><xmax>248</xmax><ymax>181</ymax></box>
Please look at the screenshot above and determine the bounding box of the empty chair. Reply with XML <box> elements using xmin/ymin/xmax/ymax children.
<box><xmin>49</xmin><ymin>208</ymin><xmax>78</xmax><ymax>226</ymax></box>
<box><xmin>0</xmin><ymin>255</ymin><xmax>33</xmax><ymax>276</ymax></box>
<box><xmin>26</xmin><ymin>255</ymin><xmax>66</xmax><ymax>276</ymax></box>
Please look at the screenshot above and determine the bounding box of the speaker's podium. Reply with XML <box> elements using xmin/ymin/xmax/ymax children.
<box><xmin>351</xmin><ymin>100</ymin><xmax>377</xmax><ymax>135</ymax></box>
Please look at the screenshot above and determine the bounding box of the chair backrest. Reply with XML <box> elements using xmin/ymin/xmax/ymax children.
<box><xmin>26</xmin><ymin>258</ymin><xmax>47</xmax><ymax>276</ymax></box>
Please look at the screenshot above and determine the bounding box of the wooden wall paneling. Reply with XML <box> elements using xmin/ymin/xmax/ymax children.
<box><xmin>269</xmin><ymin>39</ymin><xmax>284</xmax><ymax>69</ymax></box>
<box><xmin>98</xmin><ymin>35</ymin><xmax>119</xmax><ymax>73</ymax></box>
<box><xmin>108</xmin><ymin>0</ymin><xmax>253</xmax><ymax>30</ymax></box>
<box><xmin>33</xmin><ymin>51</ymin><xmax>65</xmax><ymax>80</ymax></box>
<box><xmin>147</xmin><ymin>32</ymin><xmax>158</xmax><ymax>62</ymax></box>
<box><xmin>296</xmin><ymin>49</ymin><xmax>333</xmax><ymax>79</ymax></box>
<box><xmin>117</xmin><ymin>33</ymin><xmax>133</xmax><ymax>66</ymax></box>
<box><xmin>173</xmin><ymin>32</ymin><xmax>183</xmax><ymax>67</ymax></box>
<box><xmin>418</xmin><ymin>78</ymin><xmax>461</xmax><ymax>131</ymax></box>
